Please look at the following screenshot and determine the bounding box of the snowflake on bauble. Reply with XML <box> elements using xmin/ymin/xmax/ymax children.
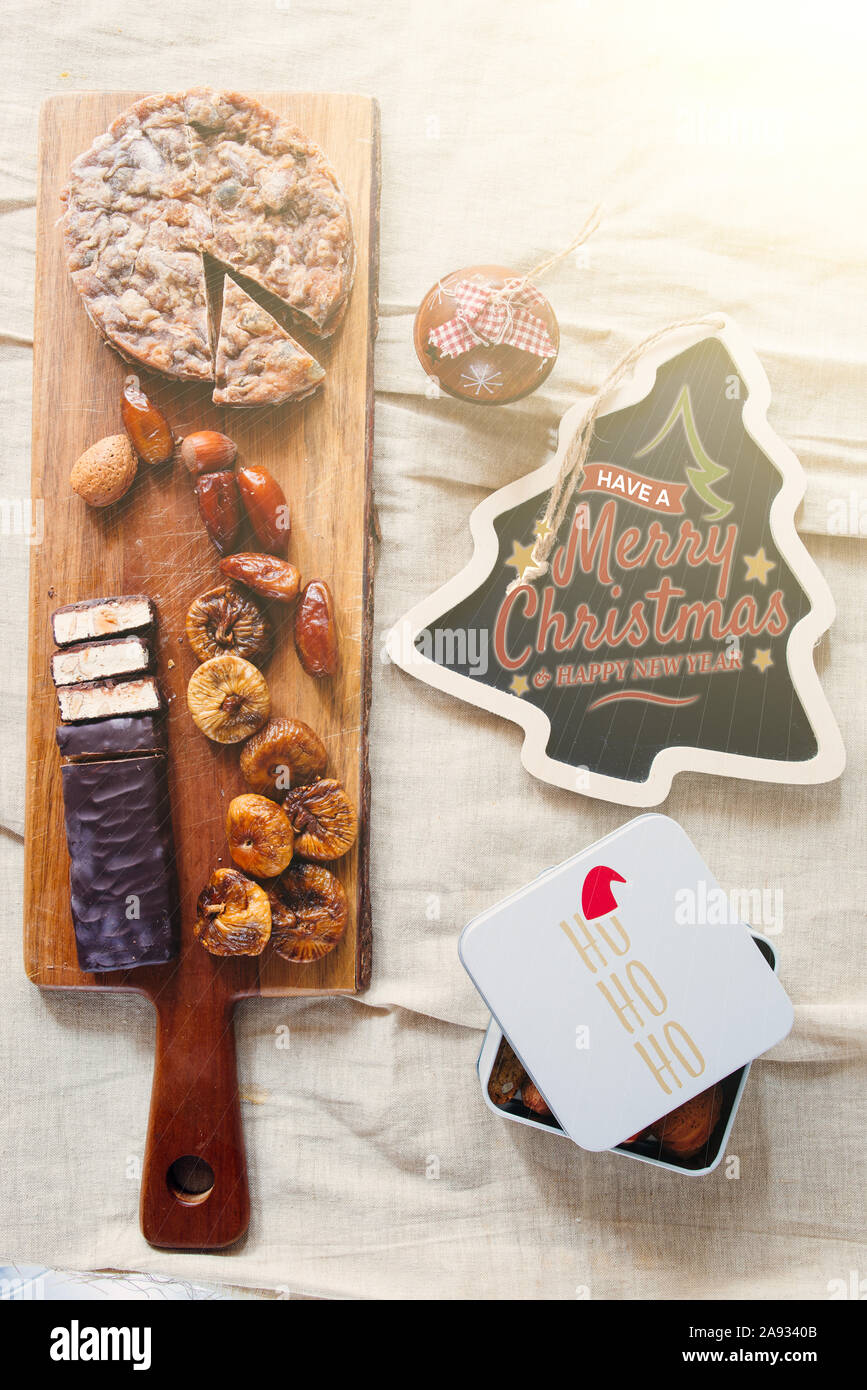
<box><xmin>460</xmin><ymin>361</ymin><xmax>503</xmax><ymax>396</ymax></box>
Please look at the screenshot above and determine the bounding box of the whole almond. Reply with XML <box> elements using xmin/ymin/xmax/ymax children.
<box><xmin>70</xmin><ymin>433</ymin><xmax>137</xmax><ymax>507</ymax></box>
<box><xmin>180</xmin><ymin>430</ymin><xmax>238</xmax><ymax>476</ymax></box>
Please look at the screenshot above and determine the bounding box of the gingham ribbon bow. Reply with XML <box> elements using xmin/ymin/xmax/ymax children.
<box><xmin>428</xmin><ymin>278</ymin><xmax>556</xmax><ymax>360</ymax></box>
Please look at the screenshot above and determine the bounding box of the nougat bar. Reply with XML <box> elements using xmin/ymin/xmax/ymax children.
<box><xmin>52</xmin><ymin>595</ymin><xmax>155</xmax><ymax>647</ymax></box>
<box><xmin>60</xmin><ymin>754</ymin><xmax>179</xmax><ymax>972</ymax></box>
<box><xmin>51</xmin><ymin>635</ymin><xmax>152</xmax><ymax>688</ymax></box>
<box><xmin>57</xmin><ymin>675</ymin><xmax>162</xmax><ymax>723</ymax></box>
<box><xmin>55</xmin><ymin>714</ymin><xmax>167</xmax><ymax>762</ymax></box>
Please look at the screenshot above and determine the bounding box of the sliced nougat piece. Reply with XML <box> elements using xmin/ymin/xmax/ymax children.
<box><xmin>52</xmin><ymin>595</ymin><xmax>155</xmax><ymax>647</ymax></box>
<box><xmin>57</xmin><ymin>676</ymin><xmax>163</xmax><ymax>724</ymax></box>
<box><xmin>51</xmin><ymin>635</ymin><xmax>152</xmax><ymax>687</ymax></box>
<box><xmin>213</xmin><ymin>275</ymin><xmax>325</xmax><ymax>407</ymax></box>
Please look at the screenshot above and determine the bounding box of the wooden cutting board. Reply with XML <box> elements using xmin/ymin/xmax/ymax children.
<box><xmin>24</xmin><ymin>92</ymin><xmax>379</xmax><ymax>1249</ymax></box>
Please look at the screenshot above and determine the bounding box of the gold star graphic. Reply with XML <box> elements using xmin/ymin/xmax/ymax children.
<box><xmin>509</xmin><ymin>674</ymin><xmax>530</xmax><ymax>697</ymax></box>
<box><xmin>752</xmin><ymin>648</ymin><xmax>774</xmax><ymax>673</ymax></box>
<box><xmin>743</xmin><ymin>547</ymin><xmax>776</xmax><ymax>585</ymax></box>
<box><xmin>505</xmin><ymin>539</ymin><xmax>536</xmax><ymax>575</ymax></box>
<box><xmin>533</xmin><ymin>519</ymin><xmax>554</xmax><ymax>542</ymax></box>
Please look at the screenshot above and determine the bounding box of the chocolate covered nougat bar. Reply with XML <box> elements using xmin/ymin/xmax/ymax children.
<box><xmin>55</xmin><ymin>714</ymin><xmax>167</xmax><ymax>761</ymax></box>
<box><xmin>60</xmin><ymin>754</ymin><xmax>179</xmax><ymax>972</ymax></box>
<box><xmin>52</xmin><ymin>595</ymin><xmax>155</xmax><ymax>647</ymax></box>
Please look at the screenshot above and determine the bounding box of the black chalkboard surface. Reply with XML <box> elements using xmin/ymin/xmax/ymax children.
<box><xmin>389</xmin><ymin>319</ymin><xmax>844</xmax><ymax>805</ymax></box>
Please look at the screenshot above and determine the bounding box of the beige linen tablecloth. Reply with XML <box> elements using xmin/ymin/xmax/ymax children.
<box><xmin>1</xmin><ymin>0</ymin><xmax>864</xmax><ymax>1300</ymax></box>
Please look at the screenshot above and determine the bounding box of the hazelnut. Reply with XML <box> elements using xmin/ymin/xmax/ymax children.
<box><xmin>70</xmin><ymin>433</ymin><xmax>137</xmax><ymax>507</ymax></box>
<box><xmin>180</xmin><ymin>430</ymin><xmax>237</xmax><ymax>476</ymax></box>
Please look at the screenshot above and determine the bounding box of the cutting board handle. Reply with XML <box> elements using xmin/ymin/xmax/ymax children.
<box><xmin>140</xmin><ymin>985</ymin><xmax>249</xmax><ymax>1250</ymax></box>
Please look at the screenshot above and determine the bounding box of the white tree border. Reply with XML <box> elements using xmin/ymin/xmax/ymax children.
<box><xmin>387</xmin><ymin>315</ymin><xmax>845</xmax><ymax>807</ymax></box>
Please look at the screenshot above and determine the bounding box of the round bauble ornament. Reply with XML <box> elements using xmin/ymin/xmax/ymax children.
<box><xmin>413</xmin><ymin>265</ymin><xmax>559</xmax><ymax>406</ymax></box>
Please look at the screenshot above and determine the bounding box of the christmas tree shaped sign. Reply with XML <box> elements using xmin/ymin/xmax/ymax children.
<box><xmin>388</xmin><ymin>317</ymin><xmax>844</xmax><ymax>806</ymax></box>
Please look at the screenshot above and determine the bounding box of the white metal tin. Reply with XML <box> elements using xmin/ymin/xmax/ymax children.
<box><xmin>477</xmin><ymin>930</ymin><xmax>779</xmax><ymax>1175</ymax></box>
<box><xmin>460</xmin><ymin>815</ymin><xmax>794</xmax><ymax>1153</ymax></box>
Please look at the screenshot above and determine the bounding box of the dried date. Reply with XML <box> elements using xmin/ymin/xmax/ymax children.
<box><xmin>294</xmin><ymin>579</ymin><xmax>338</xmax><ymax>677</ymax></box>
<box><xmin>121</xmin><ymin>374</ymin><xmax>174</xmax><ymax>465</ymax></box>
<box><xmin>220</xmin><ymin>553</ymin><xmax>301</xmax><ymax>603</ymax></box>
<box><xmin>196</xmin><ymin>470</ymin><xmax>241</xmax><ymax>555</ymax></box>
<box><xmin>237</xmin><ymin>466</ymin><xmax>290</xmax><ymax>554</ymax></box>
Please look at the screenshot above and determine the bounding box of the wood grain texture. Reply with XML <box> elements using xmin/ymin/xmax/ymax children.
<box><xmin>24</xmin><ymin>91</ymin><xmax>379</xmax><ymax>1248</ymax></box>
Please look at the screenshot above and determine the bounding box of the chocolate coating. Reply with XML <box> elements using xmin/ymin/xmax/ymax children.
<box><xmin>60</xmin><ymin>754</ymin><xmax>179</xmax><ymax>973</ymax></box>
<box><xmin>55</xmin><ymin>714</ymin><xmax>166</xmax><ymax>761</ymax></box>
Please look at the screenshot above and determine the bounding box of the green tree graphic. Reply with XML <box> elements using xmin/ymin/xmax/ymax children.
<box><xmin>634</xmin><ymin>383</ymin><xmax>733</xmax><ymax>521</ymax></box>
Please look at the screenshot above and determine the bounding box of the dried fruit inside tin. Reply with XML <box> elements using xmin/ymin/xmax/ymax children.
<box><xmin>195</xmin><ymin>867</ymin><xmax>271</xmax><ymax>956</ymax></box>
<box><xmin>185</xmin><ymin>584</ymin><xmax>270</xmax><ymax>664</ymax></box>
<box><xmin>269</xmin><ymin>863</ymin><xmax>348</xmax><ymax>964</ymax></box>
<box><xmin>521</xmin><ymin>1080</ymin><xmax>552</xmax><ymax>1118</ymax></box>
<box><xmin>282</xmin><ymin>777</ymin><xmax>358</xmax><ymax>861</ymax></box>
<box><xmin>240</xmin><ymin>716</ymin><xmax>328</xmax><ymax>796</ymax></box>
<box><xmin>487</xmin><ymin>1036</ymin><xmax>526</xmax><ymax>1108</ymax></box>
<box><xmin>654</xmin><ymin>1084</ymin><xmax>723</xmax><ymax>1159</ymax></box>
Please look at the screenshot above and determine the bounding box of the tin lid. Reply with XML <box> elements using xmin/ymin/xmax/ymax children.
<box><xmin>459</xmin><ymin>814</ymin><xmax>794</xmax><ymax>1152</ymax></box>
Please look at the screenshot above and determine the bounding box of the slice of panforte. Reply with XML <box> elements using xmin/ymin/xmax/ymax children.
<box><xmin>213</xmin><ymin>275</ymin><xmax>325</xmax><ymax>407</ymax></box>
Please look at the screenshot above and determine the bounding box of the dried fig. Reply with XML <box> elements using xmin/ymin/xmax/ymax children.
<box><xmin>195</xmin><ymin>867</ymin><xmax>271</xmax><ymax>956</ymax></box>
<box><xmin>294</xmin><ymin>580</ymin><xmax>338</xmax><ymax>678</ymax></box>
<box><xmin>220</xmin><ymin>553</ymin><xmax>301</xmax><ymax>603</ymax></box>
<box><xmin>185</xmin><ymin>584</ymin><xmax>270</xmax><ymax>664</ymax></box>
<box><xmin>226</xmin><ymin>793</ymin><xmax>294</xmax><ymax>878</ymax></box>
<box><xmin>240</xmin><ymin>716</ymin><xmax>327</xmax><ymax>796</ymax></box>
<box><xmin>268</xmin><ymin>863</ymin><xmax>348</xmax><ymax>964</ymax></box>
<box><xmin>655</xmin><ymin>1084</ymin><xmax>723</xmax><ymax>1159</ymax></box>
<box><xmin>282</xmin><ymin>778</ymin><xmax>358</xmax><ymax>861</ymax></box>
<box><xmin>187</xmin><ymin>654</ymin><xmax>270</xmax><ymax>743</ymax></box>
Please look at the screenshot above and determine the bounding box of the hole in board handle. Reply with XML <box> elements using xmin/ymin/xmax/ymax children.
<box><xmin>167</xmin><ymin>1155</ymin><xmax>215</xmax><ymax>1205</ymax></box>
